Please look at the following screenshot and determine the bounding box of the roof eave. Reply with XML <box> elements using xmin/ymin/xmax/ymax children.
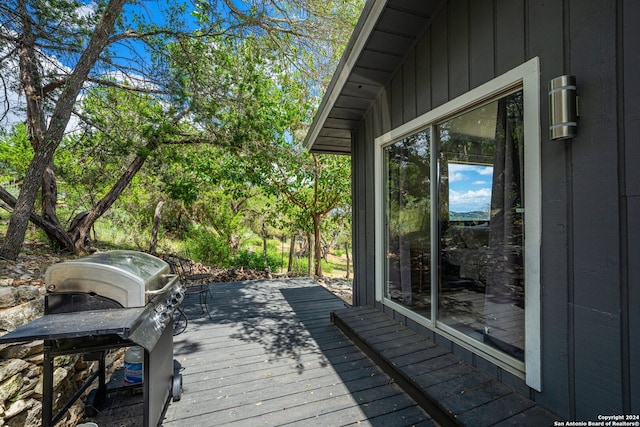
<box><xmin>304</xmin><ymin>0</ymin><xmax>387</xmax><ymax>154</ymax></box>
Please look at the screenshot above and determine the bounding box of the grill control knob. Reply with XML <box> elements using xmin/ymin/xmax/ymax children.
<box><xmin>165</xmin><ymin>289</ymin><xmax>184</xmax><ymax>312</ymax></box>
<box><xmin>154</xmin><ymin>310</ymin><xmax>171</xmax><ymax>331</ymax></box>
<box><xmin>169</xmin><ymin>290</ymin><xmax>184</xmax><ymax>306</ymax></box>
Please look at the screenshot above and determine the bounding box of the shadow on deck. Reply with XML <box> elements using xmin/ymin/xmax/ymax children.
<box><xmin>331</xmin><ymin>306</ymin><xmax>562</xmax><ymax>426</ymax></box>
<box><xmin>161</xmin><ymin>278</ymin><xmax>436</xmax><ymax>426</ymax></box>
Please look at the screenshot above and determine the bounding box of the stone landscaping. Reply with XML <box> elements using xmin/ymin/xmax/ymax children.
<box><xmin>0</xmin><ymin>242</ymin><xmax>88</xmax><ymax>427</ymax></box>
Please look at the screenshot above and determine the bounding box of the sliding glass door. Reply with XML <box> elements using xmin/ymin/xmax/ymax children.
<box><xmin>437</xmin><ymin>91</ymin><xmax>525</xmax><ymax>361</ymax></box>
<box><xmin>383</xmin><ymin>130</ymin><xmax>432</xmax><ymax>319</ymax></box>
<box><xmin>382</xmin><ymin>89</ymin><xmax>526</xmax><ymax>363</ymax></box>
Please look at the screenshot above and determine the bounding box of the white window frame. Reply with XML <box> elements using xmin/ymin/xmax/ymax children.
<box><xmin>374</xmin><ymin>57</ymin><xmax>541</xmax><ymax>391</ymax></box>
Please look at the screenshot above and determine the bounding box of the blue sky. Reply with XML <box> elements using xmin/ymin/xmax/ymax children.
<box><xmin>447</xmin><ymin>162</ymin><xmax>493</xmax><ymax>213</ymax></box>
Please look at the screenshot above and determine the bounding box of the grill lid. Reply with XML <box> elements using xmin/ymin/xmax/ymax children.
<box><xmin>45</xmin><ymin>250</ymin><xmax>171</xmax><ymax>307</ymax></box>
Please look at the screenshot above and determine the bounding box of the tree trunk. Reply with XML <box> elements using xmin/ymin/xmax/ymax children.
<box><xmin>1</xmin><ymin>0</ymin><xmax>49</xmax><ymax>260</ymax></box>
<box><xmin>149</xmin><ymin>201</ymin><xmax>164</xmax><ymax>254</ymax></box>
<box><xmin>287</xmin><ymin>234</ymin><xmax>295</xmax><ymax>273</ymax></box>
<box><xmin>0</xmin><ymin>186</ymin><xmax>75</xmax><ymax>252</ymax></box>
<box><xmin>312</xmin><ymin>213</ymin><xmax>322</xmax><ymax>278</ymax></box>
<box><xmin>1</xmin><ymin>152</ymin><xmax>51</xmax><ymax>260</ymax></box>
<box><xmin>229</xmin><ymin>235</ymin><xmax>240</xmax><ymax>253</ymax></box>
<box><xmin>306</xmin><ymin>231</ymin><xmax>312</xmax><ymax>277</ymax></box>
<box><xmin>261</xmin><ymin>222</ymin><xmax>268</xmax><ymax>267</ymax></box>
<box><xmin>0</xmin><ymin>0</ymin><xmax>126</xmax><ymax>260</ymax></box>
<box><xmin>68</xmin><ymin>151</ymin><xmax>150</xmax><ymax>253</ymax></box>
<box><xmin>344</xmin><ymin>241</ymin><xmax>350</xmax><ymax>280</ymax></box>
<box><xmin>40</xmin><ymin>161</ymin><xmax>75</xmax><ymax>252</ymax></box>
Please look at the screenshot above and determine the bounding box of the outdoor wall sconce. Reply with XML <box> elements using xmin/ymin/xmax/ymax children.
<box><xmin>549</xmin><ymin>75</ymin><xmax>578</xmax><ymax>140</ymax></box>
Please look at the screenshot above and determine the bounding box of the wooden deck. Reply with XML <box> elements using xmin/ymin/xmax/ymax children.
<box><xmin>160</xmin><ymin>278</ymin><xmax>437</xmax><ymax>426</ymax></box>
<box><xmin>331</xmin><ymin>306</ymin><xmax>562</xmax><ymax>427</ymax></box>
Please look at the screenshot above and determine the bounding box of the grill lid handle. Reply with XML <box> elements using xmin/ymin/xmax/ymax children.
<box><xmin>145</xmin><ymin>274</ymin><xmax>180</xmax><ymax>296</ymax></box>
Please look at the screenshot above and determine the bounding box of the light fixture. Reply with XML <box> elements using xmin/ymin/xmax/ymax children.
<box><xmin>549</xmin><ymin>75</ymin><xmax>577</xmax><ymax>140</ymax></box>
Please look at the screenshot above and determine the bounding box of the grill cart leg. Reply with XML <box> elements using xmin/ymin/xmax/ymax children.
<box><xmin>84</xmin><ymin>351</ymin><xmax>108</xmax><ymax>417</ymax></box>
<box><xmin>144</xmin><ymin>325</ymin><xmax>174</xmax><ymax>427</ymax></box>
<box><xmin>42</xmin><ymin>344</ymin><xmax>54</xmax><ymax>427</ymax></box>
<box><xmin>44</xmin><ymin>348</ymin><xmax>108</xmax><ymax>423</ymax></box>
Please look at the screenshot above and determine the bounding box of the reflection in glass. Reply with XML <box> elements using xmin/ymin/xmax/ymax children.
<box><xmin>384</xmin><ymin>130</ymin><xmax>431</xmax><ymax>318</ymax></box>
<box><xmin>437</xmin><ymin>91</ymin><xmax>525</xmax><ymax>360</ymax></box>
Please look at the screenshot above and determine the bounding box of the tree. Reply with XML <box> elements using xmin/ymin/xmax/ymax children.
<box><xmin>0</xmin><ymin>0</ymin><xmax>129</xmax><ymax>259</ymax></box>
<box><xmin>169</xmin><ymin>30</ymin><xmax>354</xmax><ymax>278</ymax></box>
<box><xmin>53</xmin><ymin>33</ymin><xmax>309</xmax><ymax>255</ymax></box>
<box><xmin>62</xmin><ymin>82</ymin><xmax>201</xmax><ymax>252</ymax></box>
<box><xmin>0</xmin><ymin>0</ymin><xmax>363</xmax><ymax>259</ymax></box>
<box><xmin>0</xmin><ymin>0</ymin><xmax>135</xmax><ymax>258</ymax></box>
<box><xmin>255</xmin><ymin>144</ymin><xmax>351</xmax><ymax>277</ymax></box>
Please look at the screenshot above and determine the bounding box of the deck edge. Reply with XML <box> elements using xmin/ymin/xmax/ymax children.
<box><xmin>331</xmin><ymin>306</ymin><xmax>562</xmax><ymax>426</ymax></box>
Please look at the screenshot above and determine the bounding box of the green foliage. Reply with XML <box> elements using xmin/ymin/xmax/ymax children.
<box><xmin>321</xmin><ymin>260</ymin><xmax>334</xmax><ymax>274</ymax></box>
<box><xmin>91</xmin><ymin>208</ymin><xmax>149</xmax><ymax>250</ymax></box>
<box><xmin>231</xmin><ymin>250</ymin><xmax>283</xmax><ymax>271</ymax></box>
<box><xmin>185</xmin><ymin>231</ymin><xmax>230</xmax><ymax>266</ymax></box>
<box><xmin>0</xmin><ymin>124</ymin><xmax>32</xmax><ymax>183</ymax></box>
<box><xmin>1</xmin><ymin>0</ymin><xmax>361</xmax><ymax>266</ymax></box>
<box><xmin>287</xmin><ymin>256</ymin><xmax>333</xmax><ymax>275</ymax></box>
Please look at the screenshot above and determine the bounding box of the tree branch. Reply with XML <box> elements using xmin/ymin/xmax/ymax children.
<box><xmin>0</xmin><ymin>185</ymin><xmax>74</xmax><ymax>250</ymax></box>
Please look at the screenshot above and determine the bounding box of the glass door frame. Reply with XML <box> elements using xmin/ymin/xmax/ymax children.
<box><xmin>374</xmin><ymin>57</ymin><xmax>541</xmax><ymax>391</ymax></box>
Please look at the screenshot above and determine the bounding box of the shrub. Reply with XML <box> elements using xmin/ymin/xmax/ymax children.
<box><xmin>186</xmin><ymin>232</ymin><xmax>230</xmax><ymax>266</ymax></box>
<box><xmin>231</xmin><ymin>249</ymin><xmax>283</xmax><ymax>270</ymax></box>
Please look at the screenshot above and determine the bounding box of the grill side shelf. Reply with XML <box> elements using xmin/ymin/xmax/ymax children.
<box><xmin>0</xmin><ymin>307</ymin><xmax>147</xmax><ymax>346</ymax></box>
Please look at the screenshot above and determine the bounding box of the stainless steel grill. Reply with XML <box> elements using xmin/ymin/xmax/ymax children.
<box><xmin>46</xmin><ymin>249</ymin><xmax>179</xmax><ymax>309</ymax></box>
<box><xmin>0</xmin><ymin>250</ymin><xmax>185</xmax><ymax>427</ymax></box>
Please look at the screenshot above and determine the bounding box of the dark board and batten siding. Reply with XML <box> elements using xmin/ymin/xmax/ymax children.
<box><xmin>351</xmin><ymin>0</ymin><xmax>639</xmax><ymax>420</ymax></box>
<box><xmin>624</xmin><ymin>0</ymin><xmax>640</xmax><ymax>415</ymax></box>
<box><xmin>569</xmin><ymin>0</ymin><xmax>622</xmax><ymax>418</ymax></box>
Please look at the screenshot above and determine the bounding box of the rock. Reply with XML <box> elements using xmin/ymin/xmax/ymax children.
<box><xmin>25</xmin><ymin>353</ymin><xmax>43</xmax><ymax>365</ymax></box>
<box><xmin>53</xmin><ymin>355</ymin><xmax>75</xmax><ymax>369</ymax></box>
<box><xmin>0</xmin><ymin>286</ymin><xmax>41</xmax><ymax>310</ymax></box>
<box><xmin>14</xmin><ymin>286</ymin><xmax>42</xmax><ymax>303</ymax></box>
<box><xmin>0</xmin><ymin>341</ymin><xmax>43</xmax><ymax>361</ymax></box>
<box><xmin>0</xmin><ymin>289</ymin><xmax>16</xmax><ymax>310</ymax></box>
<box><xmin>4</xmin><ymin>398</ymin><xmax>40</xmax><ymax>427</ymax></box>
<box><xmin>24</xmin><ymin>365</ymin><xmax>39</xmax><ymax>380</ymax></box>
<box><xmin>17</xmin><ymin>377</ymin><xmax>38</xmax><ymax>400</ymax></box>
<box><xmin>0</xmin><ymin>300</ymin><xmax>44</xmax><ymax>333</ymax></box>
<box><xmin>3</xmin><ymin>398</ymin><xmax>32</xmax><ymax>419</ymax></box>
<box><xmin>0</xmin><ymin>360</ymin><xmax>31</xmax><ymax>383</ymax></box>
<box><xmin>0</xmin><ymin>374</ymin><xmax>24</xmax><ymax>403</ymax></box>
<box><xmin>31</xmin><ymin>365</ymin><xmax>72</xmax><ymax>398</ymax></box>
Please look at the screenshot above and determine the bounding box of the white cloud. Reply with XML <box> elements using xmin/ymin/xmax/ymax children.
<box><xmin>449</xmin><ymin>171</ymin><xmax>467</xmax><ymax>183</ymax></box>
<box><xmin>75</xmin><ymin>3</ymin><xmax>98</xmax><ymax>20</ymax></box>
<box><xmin>449</xmin><ymin>187</ymin><xmax>492</xmax><ymax>212</ymax></box>
<box><xmin>477</xmin><ymin>166</ymin><xmax>494</xmax><ymax>175</ymax></box>
<box><xmin>448</xmin><ymin>163</ymin><xmax>493</xmax><ymax>175</ymax></box>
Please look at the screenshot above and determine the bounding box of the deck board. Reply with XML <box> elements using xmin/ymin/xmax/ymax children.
<box><xmin>331</xmin><ymin>306</ymin><xmax>562</xmax><ymax>426</ymax></box>
<box><xmin>161</xmin><ymin>279</ymin><xmax>436</xmax><ymax>426</ymax></box>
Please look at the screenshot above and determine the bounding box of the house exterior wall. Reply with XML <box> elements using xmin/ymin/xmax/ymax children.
<box><xmin>625</xmin><ymin>1</ymin><xmax>640</xmax><ymax>419</ymax></box>
<box><xmin>350</xmin><ymin>0</ymin><xmax>639</xmax><ymax>419</ymax></box>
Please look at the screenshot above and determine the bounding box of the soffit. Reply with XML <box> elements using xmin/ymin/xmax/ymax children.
<box><xmin>304</xmin><ymin>0</ymin><xmax>443</xmax><ymax>154</ymax></box>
